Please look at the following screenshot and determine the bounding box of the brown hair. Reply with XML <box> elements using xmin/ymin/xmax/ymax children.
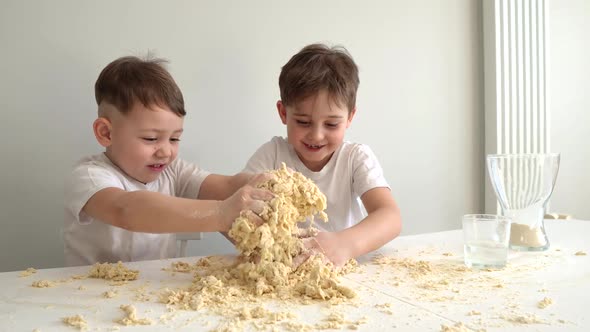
<box><xmin>95</xmin><ymin>56</ymin><xmax>186</xmax><ymax>116</ymax></box>
<box><xmin>278</xmin><ymin>43</ymin><xmax>359</xmax><ymax>112</ymax></box>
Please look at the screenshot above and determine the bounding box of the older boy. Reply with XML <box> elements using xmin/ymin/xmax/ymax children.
<box><xmin>64</xmin><ymin>56</ymin><xmax>273</xmax><ymax>266</ymax></box>
<box><xmin>243</xmin><ymin>44</ymin><xmax>402</xmax><ymax>266</ymax></box>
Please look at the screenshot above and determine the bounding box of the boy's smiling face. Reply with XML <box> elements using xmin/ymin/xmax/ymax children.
<box><xmin>97</xmin><ymin>102</ymin><xmax>184</xmax><ymax>184</ymax></box>
<box><xmin>278</xmin><ymin>89</ymin><xmax>355</xmax><ymax>172</ymax></box>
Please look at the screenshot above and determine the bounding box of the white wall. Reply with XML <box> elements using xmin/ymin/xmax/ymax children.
<box><xmin>0</xmin><ymin>0</ymin><xmax>484</xmax><ymax>272</ymax></box>
<box><xmin>548</xmin><ymin>0</ymin><xmax>590</xmax><ymax>219</ymax></box>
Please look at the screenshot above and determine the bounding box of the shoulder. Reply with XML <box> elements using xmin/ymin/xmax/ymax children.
<box><xmin>68</xmin><ymin>154</ymin><xmax>123</xmax><ymax>183</ymax></box>
<box><xmin>339</xmin><ymin>141</ymin><xmax>380</xmax><ymax>165</ymax></box>
<box><xmin>244</xmin><ymin>136</ymin><xmax>291</xmax><ymax>172</ymax></box>
<box><xmin>160</xmin><ymin>157</ymin><xmax>210</xmax><ymax>196</ymax></box>
<box><xmin>340</xmin><ymin>142</ymin><xmax>389</xmax><ymax>190</ymax></box>
<box><xmin>262</xmin><ymin>136</ymin><xmax>289</xmax><ymax>151</ymax></box>
<box><xmin>65</xmin><ymin>154</ymin><xmax>130</xmax><ymax>199</ymax></box>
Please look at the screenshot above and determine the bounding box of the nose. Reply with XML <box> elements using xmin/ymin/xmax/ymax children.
<box><xmin>307</xmin><ymin>124</ymin><xmax>324</xmax><ymax>141</ymax></box>
<box><xmin>155</xmin><ymin>142</ymin><xmax>172</xmax><ymax>158</ymax></box>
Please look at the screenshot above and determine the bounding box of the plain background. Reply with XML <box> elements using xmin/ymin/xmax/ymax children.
<box><xmin>0</xmin><ymin>0</ymin><xmax>587</xmax><ymax>272</ymax></box>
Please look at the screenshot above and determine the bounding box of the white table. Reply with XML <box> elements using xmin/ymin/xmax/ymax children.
<box><xmin>1</xmin><ymin>220</ymin><xmax>588</xmax><ymax>331</ymax></box>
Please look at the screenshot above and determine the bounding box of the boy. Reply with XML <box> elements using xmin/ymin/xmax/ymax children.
<box><xmin>64</xmin><ymin>56</ymin><xmax>273</xmax><ymax>266</ymax></box>
<box><xmin>243</xmin><ymin>44</ymin><xmax>402</xmax><ymax>266</ymax></box>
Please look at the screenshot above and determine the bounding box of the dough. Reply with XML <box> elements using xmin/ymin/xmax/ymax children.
<box><xmin>162</xmin><ymin>164</ymin><xmax>356</xmax><ymax>313</ymax></box>
<box><xmin>115</xmin><ymin>304</ymin><xmax>153</xmax><ymax>326</ymax></box>
<box><xmin>88</xmin><ymin>261</ymin><xmax>139</xmax><ymax>282</ymax></box>
<box><xmin>19</xmin><ymin>267</ymin><xmax>37</xmax><ymax>277</ymax></box>
<box><xmin>62</xmin><ymin>315</ymin><xmax>87</xmax><ymax>330</ymax></box>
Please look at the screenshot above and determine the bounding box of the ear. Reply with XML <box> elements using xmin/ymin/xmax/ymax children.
<box><xmin>346</xmin><ymin>107</ymin><xmax>357</xmax><ymax>128</ymax></box>
<box><xmin>93</xmin><ymin>117</ymin><xmax>113</xmax><ymax>147</ymax></box>
<box><xmin>277</xmin><ymin>100</ymin><xmax>288</xmax><ymax>125</ymax></box>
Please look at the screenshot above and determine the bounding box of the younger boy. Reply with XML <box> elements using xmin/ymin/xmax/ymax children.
<box><xmin>243</xmin><ymin>44</ymin><xmax>402</xmax><ymax>266</ymax></box>
<box><xmin>64</xmin><ymin>56</ymin><xmax>273</xmax><ymax>266</ymax></box>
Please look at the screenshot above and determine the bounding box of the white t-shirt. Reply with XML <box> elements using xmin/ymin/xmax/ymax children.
<box><xmin>243</xmin><ymin>136</ymin><xmax>389</xmax><ymax>232</ymax></box>
<box><xmin>64</xmin><ymin>153</ymin><xmax>210</xmax><ymax>266</ymax></box>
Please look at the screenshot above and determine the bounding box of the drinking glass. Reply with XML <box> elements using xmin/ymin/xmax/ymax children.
<box><xmin>463</xmin><ymin>214</ymin><xmax>511</xmax><ymax>268</ymax></box>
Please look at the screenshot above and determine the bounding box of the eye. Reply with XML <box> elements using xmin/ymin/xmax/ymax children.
<box><xmin>296</xmin><ymin>120</ymin><xmax>310</xmax><ymax>126</ymax></box>
<box><xmin>326</xmin><ymin>123</ymin><xmax>339</xmax><ymax>128</ymax></box>
<box><xmin>142</xmin><ymin>137</ymin><xmax>157</xmax><ymax>142</ymax></box>
<box><xmin>170</xmin><ymin>138</ymin><xmax>181</xmax><ymax>142</ymax></box>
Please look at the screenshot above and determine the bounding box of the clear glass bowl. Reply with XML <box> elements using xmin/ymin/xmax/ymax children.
<box><xmin>486</xmin><ymin>153</ymin><xmax>560</xmax><ymax>251</ymax></box>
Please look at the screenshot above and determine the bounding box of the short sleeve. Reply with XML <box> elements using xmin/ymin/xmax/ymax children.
<box><xmin>64</xmin><ymin>164</ymin><xmax>124</xmax><ymax>225</ymax></box>
<box><xmin>351</xmin><ymin>144</ymin><xmax>390</xmax><ymax>197</ymax></box>
<box><xmin>169</xmin><ymin>159</ymin><xmax>211</xmax><ymax>199</ymax></box>
<box><xmin>243</xmin><ymin>140</ymin><xmax>278</xmax><ymax>173</ymax></box>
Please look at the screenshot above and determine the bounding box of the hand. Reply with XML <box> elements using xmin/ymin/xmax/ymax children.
<box><xmin>218</xmin><ymin>173</ymin><xmax>274</xmax><ymax>232</ymax></box>
<box><xmin>293</xmin><ymin>231</ymin><xmax>351</xmax><ymax>268</ymax></box>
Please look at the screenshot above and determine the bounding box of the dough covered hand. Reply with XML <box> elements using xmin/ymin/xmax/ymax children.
<box><xmin>295</xmin><ymin>231</ymin><xmax>352</xmax><ymax>268</ymax></box>
<box><xmin>218</xmin><ymin>173</ymin><xmax>274</xmax><ymax>232</ymax></box>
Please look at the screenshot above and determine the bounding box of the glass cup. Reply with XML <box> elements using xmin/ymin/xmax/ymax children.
<box><xmin>486</xmin><ymin>153</ymin><xmax>560</xmax><ymax>251</ymax></box>
<box><xmin>462</xmin><ymin>214</ymin><xmax>511</xmax><ymax>268</ymax></box>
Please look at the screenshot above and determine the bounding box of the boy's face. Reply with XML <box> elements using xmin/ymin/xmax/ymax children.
<box><xmin>278</xmin><ymin>89</ymin><xmax>355</xmax><ymax>171</ymax></box>
<box><xmin>99</xmin><ymin>102</ymin><xmax>184</xmax><ymax>184</ymax></box>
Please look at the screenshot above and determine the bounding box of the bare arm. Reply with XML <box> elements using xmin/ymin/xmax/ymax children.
<box><xmin>300</xmin><ymin>187</ymin><xmax>402</xmax><ymax>267</ymax></box>
<box><xmin>197</xmin><ymin>173</ymin><xmax>254</xmax><ymax>200</ymax></box>
<box><xmin>83</xmin><ymin>183</ymin><xmax>273</xmax><ymax>233</ymax></box>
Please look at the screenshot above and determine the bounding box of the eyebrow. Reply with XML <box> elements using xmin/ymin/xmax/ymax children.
<box><xmin>292</xmin><ymin>113</ymin><xmax>344</xmax><ymax>119</ymax></box>
<box><xmin>139</xmin><ymin>129</ymin><xmax>184</xmax><ymax>133</ymax></box>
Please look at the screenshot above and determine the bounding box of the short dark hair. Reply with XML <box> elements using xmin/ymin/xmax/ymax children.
<box><xmin>278</xmin><ymin>43</ymin><xmax>359</xmax><ymax>112</ymax></box>
<box><xmin>95</xmin><ymin>56</ymin><xmax>186</xmax><ymax>116</ymax></box>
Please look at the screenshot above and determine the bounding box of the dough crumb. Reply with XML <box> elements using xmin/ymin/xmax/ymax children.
<box><xmin>163</xmin><ymin>261</ymin><xmax>193</xmax><ymax>273</ymax></box>
<box><xmin>440</xmin><ymin>322</ymin><xmax>470</xmax><ymax>332</ymax></box>
<box><xmin>62</xmin><ymin>314</ymin><xmax>87</xmax><ymax>330</ymax></box>
<box><xmin>502</xmin><ymin>313</ymin><xmax>547</xmax><ymax>324</ymax></box>
<box><xmin>31</xmin><ymin>280</ymin><xmax>56</xmax><ymax>288</ymax></box>
<box><xmin>88</xmin><ymin>261</ymin><xmax>139</xmax><ymax>282</ymax></box>
<box><xmin>537</xmin><ymin>297</ymin><xmax>553</xmax><ymax>309</ymax></box>
<box><xmin>103</xmin><ymin>290</ymin><xmax>118</xmax><ymax>298</ymax></box>
<box><xmin>574</xmin><ymin>251</ymin><xmax>587</xmax><ymax>256</ymax></box>
<box><xmin>19</xmin><ymin>268</ymin><xmax>37</xmax><ymax>277</ymax></box>
<box><xmin>115</xmin><ymin>304</ymin><xmax>153</xmax><ymax>326</ymax></box>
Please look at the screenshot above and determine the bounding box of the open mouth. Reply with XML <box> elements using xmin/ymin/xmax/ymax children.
<box><xmin>304</xmin><ymin>143</ymin><xmax>324</xmax><ymax>151</ymax></box>
<box><xmin>148</xmin><ymin>164</ymin><xmax>166</xmax><ymax>171</ymax></box>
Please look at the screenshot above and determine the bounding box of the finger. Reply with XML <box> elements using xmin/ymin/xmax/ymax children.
<box><xmin>295</xmin><ymin>227</ymin><xmax>319</xmax><ymax>238</ymax></box>
<box><xmin>292</xmin><ymin>251</ymin><xmax>312</xmax><ymax>270</ymax></box>
<box><xmin>247</xmin><ymin>200</ymin><xmax>268</xmax><ymax>215</ymax></box>
<box><xmin>301</xmin><ymin>237</ymin><xmax>317</xmax><ymax>250</ymax></box>
<box><xmin>244</xmin><ymin>210</ymin><xmax>264</xmax><ymax>226</ymax></box>
<box><xmin>301</xmin><ymin>237</ymin><xmax>326</xmax><ymax>255</ymax></box>
<box><xmin>249</xmin><ymin>172</ymin><xmax>275</xmax><ymax>186</ymax></box>
<box><xmin>250</xmin><ymin>188</ymin><xmax>274</xmax><ymax>201</ymax></box>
